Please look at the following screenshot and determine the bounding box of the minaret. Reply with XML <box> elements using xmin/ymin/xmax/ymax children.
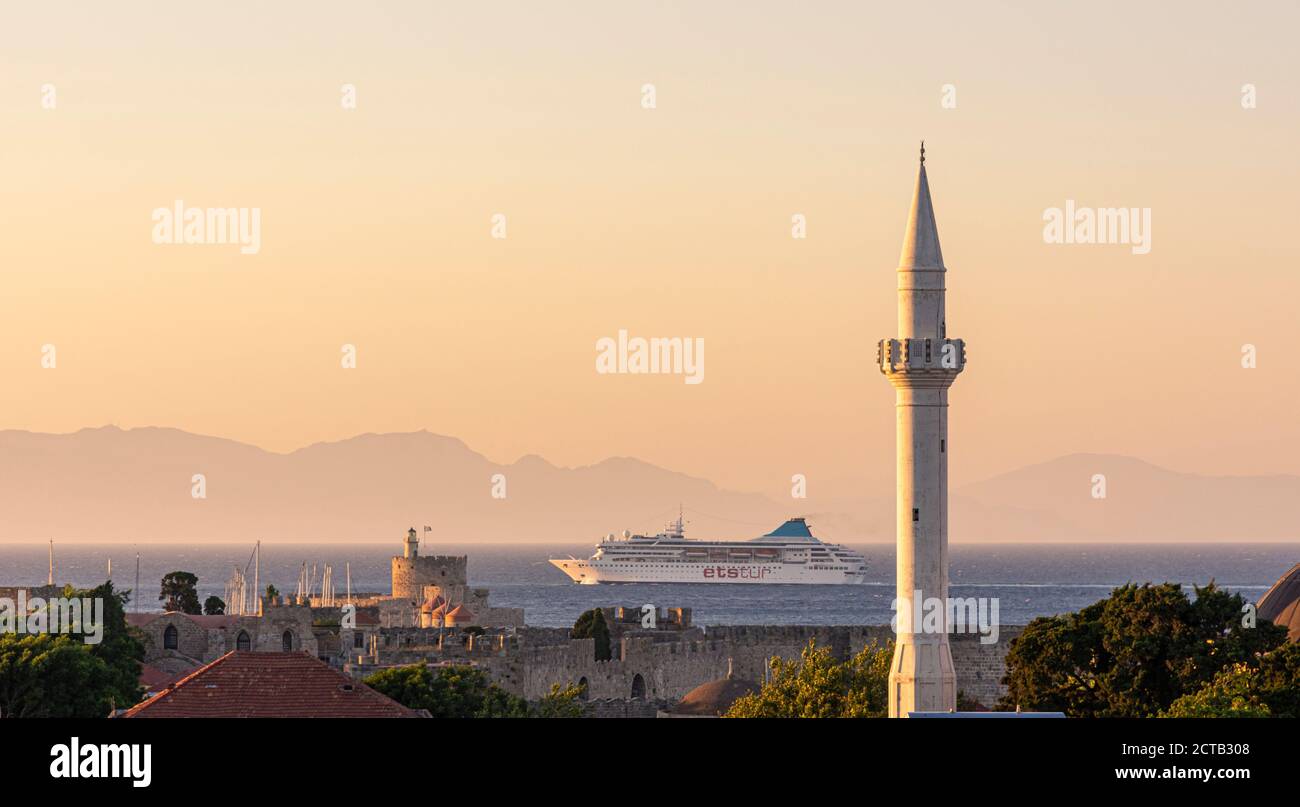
<box><xmin>878</xmin><ymin>143</ymin><xmax>966</xmax><ymax>717</ymax></box>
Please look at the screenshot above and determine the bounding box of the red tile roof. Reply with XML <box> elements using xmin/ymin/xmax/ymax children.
<box><xmin>138</xmin><ymin>663</ymin><xmax>186</xmax><ymax>692</ymax></box>
<box><xmin>120</xmin><ymin>652</ymin><xmax>425</xmax><ymax>718</ymax></box>
<box><xmin>125</xmin><ymin>613</ymin><xmax>160</xmax><ymax>628</ymax></box>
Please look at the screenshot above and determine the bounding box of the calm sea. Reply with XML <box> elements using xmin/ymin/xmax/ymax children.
<box><xmin>2</xmin><ymin>543</ymin><xmax>1295</xmax><ymax>628</ymax></box>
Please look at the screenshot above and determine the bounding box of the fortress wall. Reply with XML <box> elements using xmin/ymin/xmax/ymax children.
<box><xmin>511</xmin><ymin>624</ymin><xmax>1022</xmax><ymax>707</ymax></box>
<box><xmin>950</xmin><ymin>626</ymin><xmax>1022</xmax><ymax>707</ymax></box>
<box><xmin>341</xmin><ymin>622</ymin><xmax>1023</xmax><ymax>710</ymax></box>
<box><xmin>583</xmin><ymin>699</ymin><xmax>662</xmax><ymax>718</ymax></box>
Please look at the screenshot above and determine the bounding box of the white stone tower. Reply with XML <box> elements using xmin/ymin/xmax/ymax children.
<box><xmin>878</xmin><ymin>143</ymin><xmax>966</xmax><ymax>717</ymax></box>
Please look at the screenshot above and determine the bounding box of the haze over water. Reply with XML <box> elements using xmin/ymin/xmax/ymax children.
<box><xmin>6</xmin><ymin>542</ymin><xmax>1293</xmax><ymax>628</ymax></box>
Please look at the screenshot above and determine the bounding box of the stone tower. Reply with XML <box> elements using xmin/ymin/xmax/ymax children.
<box><xmin>391</xmin><ymin>527</ymin><xmax>468</xmax><ymax>602</ymax></box>
<box><xmin>877</xmin><ymin>144</ymin><xmax>966</xmax><ymax>717</ymax></box>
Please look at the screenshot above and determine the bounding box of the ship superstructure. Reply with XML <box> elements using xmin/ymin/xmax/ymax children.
<box><xmin>550</xmin><ymin>516</ymin><xmax>866</xmax><ymax>585</ymax></box>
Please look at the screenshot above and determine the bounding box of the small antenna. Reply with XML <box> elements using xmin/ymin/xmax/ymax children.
<box><xmin>920</xmin><ymin>140</ymin><xmax>926</xmax><ymax>164</ymax></box>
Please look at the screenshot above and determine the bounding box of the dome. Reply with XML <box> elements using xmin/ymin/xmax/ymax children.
<box><xmin>1258</xmin><ymin>562</ymin><xmax>1300</xmax><ymax>642</ymax></box>
<box><xmin>671</xmin><ymin>676</ymin><xmax>757</xmax><ymax>717</ymax></box>
<box><xmin>444</xmin><ymin>604</ymin><xmax>475</xmax><ymax>625</ymax></box>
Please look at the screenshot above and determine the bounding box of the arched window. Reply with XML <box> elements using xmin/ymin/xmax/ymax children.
<box><xmin>578</xmin><ymin>676</ymin><xmax>590</xmax><ymax>701</ymax></box>
<box><xmin>630</xmin><ymin>673</ymin><xmax>646</xmax><ymax>700</ymax></box>
<box><xmin>281</xmin><ymin>630</ymin><xmax>294</xmax><ymax>652</ymax></box>
<box><xmin>236</xmin><ymin>630</ymin><xmax>250</xmax><ymax>651</ymax></box>
<box><xmin>163</xmin><ymin>625</ymin><xmax>178</xmax><ymax>650</ymax></box>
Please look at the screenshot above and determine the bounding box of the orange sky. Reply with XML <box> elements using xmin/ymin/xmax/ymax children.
<box><xmin>3</xmin><ymin>1</ymin><xmax>1299</xmax><ymax>501</ymax></box>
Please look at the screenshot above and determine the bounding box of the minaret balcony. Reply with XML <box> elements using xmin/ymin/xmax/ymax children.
<box><xmin>877</xmin><ymin>338</ymin><xmax>966</xmax><ymax>383</ymax></box>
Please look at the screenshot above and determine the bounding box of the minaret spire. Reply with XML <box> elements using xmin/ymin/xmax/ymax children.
<box><xmin>877</xmin><ymin>145</ymin><xmax>967</xmax><ymax>717</ymax></box>
<box><xmin>898</xmin><ymin>147</ymin><xmax>944</xmax><ymax>275</ymax></box>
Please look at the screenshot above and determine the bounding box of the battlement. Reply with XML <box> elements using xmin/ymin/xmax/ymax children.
<box><xmin>337</xmin><ymin>619</ymin><xmax>1022</xmax><ymax>709</ymax></box>
<box><xmin>391</xmin><ymin>554</ymin><xmax>468</xmax><ymax>600</ymax></box>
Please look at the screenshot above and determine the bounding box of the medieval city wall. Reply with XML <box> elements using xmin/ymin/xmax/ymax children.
<box><xmin>511</xmin><ymin>624</ymin><xmax>1022</xmax><ymax>707</ymax></box>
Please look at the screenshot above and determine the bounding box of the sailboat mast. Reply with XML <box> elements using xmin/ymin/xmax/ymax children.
<box><xmin>254</xmin><ymin>540</ymin><xmax>261</xmax><ymax>615</ymax></box>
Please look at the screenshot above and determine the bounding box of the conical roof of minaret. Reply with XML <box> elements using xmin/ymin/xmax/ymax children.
<box><xmin>898</xmin><ymin>144</ymin><xmax>944</xmax><ymax>271</ymax></box>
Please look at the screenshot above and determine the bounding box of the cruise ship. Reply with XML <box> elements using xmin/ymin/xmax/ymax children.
<box><xmin>549</xmin><ymin>516</ymin><xmax>867</xmax><ymax>585</ymax></box>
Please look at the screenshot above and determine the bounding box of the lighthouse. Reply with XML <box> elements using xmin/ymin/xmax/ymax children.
<box><xmin>878</xmin><ymin>144</ymin><xmax>966</xmax><ymax>717</ymax></box>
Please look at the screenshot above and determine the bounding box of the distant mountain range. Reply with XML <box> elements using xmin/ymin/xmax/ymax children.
<box><xmin>0</xmin><ymin>427</ymin><xmax>1296</xmax><ymax>543</ymax></box>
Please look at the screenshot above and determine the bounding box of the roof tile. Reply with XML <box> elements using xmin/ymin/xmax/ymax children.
<box><xmin>120</xmin><ymin>651</ymin><xmax>424</xmax><ymax>718</ymax></box>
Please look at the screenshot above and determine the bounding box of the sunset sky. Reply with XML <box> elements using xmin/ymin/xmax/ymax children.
<box><xmin>3</xmin><ymin>1</ymin><xmax>1299</xmax><ymax>502</ymax></box>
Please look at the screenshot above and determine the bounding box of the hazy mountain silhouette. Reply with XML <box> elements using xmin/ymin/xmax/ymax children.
<box><xmin>0</xmin><ymin>426</ymin><xmax>787</xmax><ymax>543</ymax></box>
<box><xmin>0</xmin><ymin>428</ymin><xmax>1296</xmax><ymax>543</ymax></box>
<box><xmin>953</xmin><ymin>453</ymin><xmax>1300</xmax><ymax>542</ymax></box>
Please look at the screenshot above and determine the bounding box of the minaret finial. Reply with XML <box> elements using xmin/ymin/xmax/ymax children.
<box><xmin>919</xmin><ymin>140</ymin><xmax>925</xmax><ymax>164</ymax></box>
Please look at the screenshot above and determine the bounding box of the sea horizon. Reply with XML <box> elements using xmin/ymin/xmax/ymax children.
<box><xmin>6</xmin><ymin>541</ymin><xmax>1294</xmax><ymax>629</ymax></box>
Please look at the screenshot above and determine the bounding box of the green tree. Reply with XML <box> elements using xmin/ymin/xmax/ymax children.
<box><xmin>364</xmin><ymin>664</ymin><xmax>530</xmax><ymax>718</ymax></box>
<box><xmin>0</xmin><ymin>634</ymin><xmax>114</xmax><ymax>718</ymax></box>
<box><xmin>203</xmin><ymin>595</ymin><xmax>226</xmax><ymax>615</ymax></box>
<box><xmin>571</xmin><ymin>608</ymin><xmax>596</xmax><ymax>636</ymax></box>
<box><xmin>1161</xmin><ymin>664</ymin><xmax>1270</xmax><ymax>717</ymax></box>
<box><xmin>1000</xmin><ymin>582</ymin><xmax>1287</xmax><ymax>717</ymax></box>
<box><xmin>1249</xmin><ymin>640</ymin><xmax>1300</xmax><ymax>716</ymax></box>
<box><xmin>571</xmin><ymin>608</ymin><xmax>612</xmax><ymax>661</ymax></box>
<box><xmin>66</xmin><ymin>581</ymin><xmax>144</xmax><ymax>710</ymax></box>
<box><xmin>159</xmin><ymin>571</ymin><xmax>202</xmax><ymax>614</ymax></box>
<box><xmin>364</xmin><ymin>664</ymin><xmax>587</xmax><ymax>718</ymax></box>
<box><xmin>534</xmin><ymin>682</ymin><xmax>586</xmax><ymax>718</ymax></box>
<box><xmin>1163</xmin><ymin>641</ymin><xmax>1300</xmax><ymax>718</ymax></box>
<box><xmin>725</xmin><ymin>639</ymin><xmax>892</xmax><ymax>718</ymax></box>
<box><xmin>265</xmin><ymin>584</ymin><xmax>279</xmax><ymax>600</ymax></box>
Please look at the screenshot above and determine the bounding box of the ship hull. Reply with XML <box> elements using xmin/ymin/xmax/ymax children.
<box><xmin>549</xmin><ymin>558</ymin><xmax>866</xmax><ymax>585</ymax></box>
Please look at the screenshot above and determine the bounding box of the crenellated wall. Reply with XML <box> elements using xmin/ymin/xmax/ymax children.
<box><xmin>500</xmin><ymin>624</ymin><xmax>1021</xmax><ymax>707</ymax></box>
<box><xmin>390</xmin><ymin>555</ymin><xmax>468</xmax><ymax>601</ymax></box>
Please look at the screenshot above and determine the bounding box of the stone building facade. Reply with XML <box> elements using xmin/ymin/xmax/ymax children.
<box><xmin>126</xmin><ymin>604</ymin><xmax>320</xmax><ymax>676</ymax></box>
